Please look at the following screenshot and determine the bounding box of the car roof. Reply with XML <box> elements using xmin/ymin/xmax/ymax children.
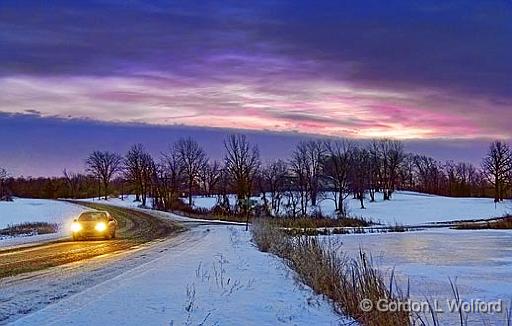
<box><xmin>78</xmin><ymin>211</ymin><xmax>111</xmax><ymax>218</ymax></box>
<box><xmin>80</xmin><ymin>210</ymin><xmax>109</xmax><ymax>214</ymax></box>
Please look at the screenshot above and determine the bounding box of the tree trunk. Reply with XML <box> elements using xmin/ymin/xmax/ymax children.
<box><xmin>494</xmin><ymin>181</ymin><xmax>500</xmax><ymax>203</ymax></box>
<box><xmin>311</xmin><ymin>191</ymin><xmax>317</xmax><ymax>206</ymax></box>
<box><xmin>188</xmin><ymin>178</ymin><xmax>193</xmax><ymax>206</ymax></box>
<box><xmin>103</xmin><ymin>181</ymin><xmax>109</xmax><ymax>200</ymax></box>
<box><xmin>359</xmin><ymin>193</ymin><xmax>365</xmax><ymax>209</ymax></box>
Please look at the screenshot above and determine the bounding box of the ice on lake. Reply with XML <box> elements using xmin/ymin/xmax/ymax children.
<box><xmin>333</xmin><ymin>229</ymin><xmax>512</xmax><ymax>324</ymax></box>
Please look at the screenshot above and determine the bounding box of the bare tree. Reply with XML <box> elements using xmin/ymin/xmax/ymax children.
<box><xmin>199</xmin><ymin>160</ymin><xmax>221</xmax><ymax>197</ymax></box>
<box><xmin>157</xmin><ymin>147</ymin><xmax>184</xmax><ymax>210</ymax></box>
<box><xmin>224</xmin><ymin>134</ymin><xmax>260</xmax><ymax>214</ymax></box>
<box><xmin>367</xmin><ymin>141</ymin><xmax>381</xmax><ymax>202</ymax></box>
<box><xmin>444</xmin><ymin>161</ymin><xmax>479</xmax><ymax>197</ymax></box>
<box><xmin>323</xmin><ymin>140</ymin><xmax>353</xmax><ymax>217</ymax></box>
<box><xmin>0</xmin><ymin>168</ymin><xmax>11</xmax><ymax>201</ymax></box>
<box><xmin>125</xmin><ymin>144</ymin><xmax>144</xmax><ymax>202</ymax></box>
<box><xmin>284</xmin><ymin>179</ymin><xmax>301</xmax><ymax>218</ymax></box>
<box><xmin>63</xmin><ymin>169</ymin><xmax>83</xmax><ymax>199</ymax></box>
<box><xmin>372</xmin><ymin>139</ymin><xmax>405</xmax><ymax>200</ymax></box>
<box><xmin>482</xmin><ymin>140</ymin><xmax>512</xmax><ymax>202</ymax></box>
<box><xmin>350</xmin><ymin>147</ymin><xmax>371</xmax><ymax>209</ymax></box>
<box><xmin>290</xmin><ymin>145</ymin><xmax>310</xmax><ymax>216</ymax></box>
<box><xmin>400</xmin><ymin>153</ymin><xmax>416</xmax><ymax>190</ymax></box>
<box><xmin>215</xmin><ymin>166</ymin><xmax>232</xmax><ymax>214</ymax></box>
<box><xmin>124</xmin><ymin>144</ymin><xmax>154</xmax><ymax>206</ymax></box>
<box><xmin>290</xmin><ymin>140</ymin><xmax>326</xmax><ymax>215</ymax></box>
<box><xmin>175</xmin><ymin>137</ymin><xmax>208</xmax><ymax>206</ymax></box>
<box><xmin>85</xmin><ymin>151</ymin><xmax>123</xmax><ymax>200</ymax></box>
<box><xmin>260</xmin><ymin>160</ymin><xmax>288</xmax><ymax>216</ymax></box>
<box><xmin>413</xmin><ymin>155</ymin><xmax>444</xmax><ymax>195</ymax></box>
<box><xmin>444</xmin><ymin>160</ymin><xmax>457</xmax><ymax>196</ymax></box>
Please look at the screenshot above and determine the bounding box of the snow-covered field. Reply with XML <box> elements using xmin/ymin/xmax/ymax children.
<box><xmin>12</xmin><ymin>224</ymin><xmax>344</xmax><ymax>325</ymax></box>
<box><xmin>188</xmin><ymin>191</ymin><xmax>511</xmax><ymax>226</ymax></box>
<box><xmin>0</xmin><ymin>198</ymin><xmax>87</xmax><ymax>246</ymax></box>
<box><xmin>332</xmin><ymin>229</ymin><xmax>512</xmax><ymax>324</ymax></box>
<box><xmin>329</xmin><ymin>191</ymin><xmax>511</xmax><ymax>225</ymax></box>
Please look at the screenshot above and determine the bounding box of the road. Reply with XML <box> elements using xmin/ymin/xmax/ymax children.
<box><xmin>0</xmin><ymin>202</ymin><xmax>181</xmax><ymax>279</ymax></box>
<box><xmin>0</xmin><ymin>230</ymin><xmax>208</xmax><ymax>324</ymax></box>
<box><xmin>0</xmin><ymin>202</ymin><xmax>193</xmax><ymax>324</ymax></box>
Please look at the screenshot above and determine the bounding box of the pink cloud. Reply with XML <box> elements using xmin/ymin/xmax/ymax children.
<box><xmin>0</xmin><ymin>73</ymin><xmax>509</xmax><ymax>140</ymax></box>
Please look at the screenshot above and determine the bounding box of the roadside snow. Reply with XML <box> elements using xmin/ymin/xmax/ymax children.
<box><xmin>12</xmin><ymin>225</ymin><xmax>344</xmax><ymax>325</ymax></box>
<box><xmin>77</xmin><ymin>195</ymin><xmax>145</xmax><ymax>209</ymax></box>
<box><xmin>0</xmin><ymin>198</ymin><xmax>87</xmax><ymax>247</ymax></box>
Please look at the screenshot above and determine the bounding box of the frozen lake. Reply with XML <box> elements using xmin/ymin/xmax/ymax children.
<box><xmin>333</xmin><ymin>229</ymin><xmax>512</xmax><ymax>324</ymax></box>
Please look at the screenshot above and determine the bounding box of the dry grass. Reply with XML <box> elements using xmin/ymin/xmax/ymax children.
<box><xmin>172</xmin><ymin>210</ymin><xmax>250</xmax><ymax>223</ymax></box>
<box><xmin>266</xmin><ymin>216</ymin><xmax>371</xmax><ymax>228</ymax></box>
<box><xmin>453</xmin><ymin>217</ymin><xmax>512</xmax><ymax>230</ymax></box>
<box><xmin>251</xmin><ymin>220</ymin><xmax>410</xmax><ymax>325</ymax></box>
<box><xmin>0</xmin><ymin>222</ymin><xmax>58</xmax><ymax>237</ymax></box>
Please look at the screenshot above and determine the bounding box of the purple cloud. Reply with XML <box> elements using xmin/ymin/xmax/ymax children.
<box><xmin>0</xmin><ymin>1</ymin><xmax>510</xmax><ymax>142</ymax></box>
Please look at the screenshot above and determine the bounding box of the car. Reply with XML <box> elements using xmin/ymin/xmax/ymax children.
<box><xmin>71</xmin><ymin>210</ymin><xmax>118</xmax><ymax>240</ymax></box>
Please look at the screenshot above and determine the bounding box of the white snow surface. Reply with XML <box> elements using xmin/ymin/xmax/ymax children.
<box><xmin>324</xmin><ymin>191</ymin><xmax>511</xmax><ymax>225</ymax></box>
<box><xmin>77</xmin><ymin>195</ymin><xmax>147</xmax><ymax>209</ymax></box>
<box><xmin>0</xmin><ymin>198</ymin><xmax>87</xmax><ymax>247</ymax></box>
<box><xmin>189</xmin><ymin>191</ymin><xmax>512</xmax><ymax>226</ymax></box>
<box><xmin>12</xmin><ymin>224</ymin><xmax>343</xmax><ymax>325</ymax></box>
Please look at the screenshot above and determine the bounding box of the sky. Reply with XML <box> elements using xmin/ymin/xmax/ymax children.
<box><xmin>0</xmin><ymin>1</ymin><xmax>511</xmax><ymax>176</ymax></box>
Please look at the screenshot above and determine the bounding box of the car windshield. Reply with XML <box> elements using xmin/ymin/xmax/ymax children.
<box><xmin>78</xmin><ymin>212</ymin><xmax>108</xmax><ymax>221</ymax></box>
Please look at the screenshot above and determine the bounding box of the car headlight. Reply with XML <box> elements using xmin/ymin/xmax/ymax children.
<box><xmin>95</xmin><ymin>222</ymin><xmax>107</xmax><ymax>232</ymax></box>
<box><xmin>71</xmin><ymin>222</ymin><xmax>82</xmax><ymax>232</ymax></box>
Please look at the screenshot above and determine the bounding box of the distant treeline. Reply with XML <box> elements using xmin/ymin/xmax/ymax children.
<box><xmin>1</xmin><ymin>136</ymin><xmax>511</xmax><ymax>217</ymax></box>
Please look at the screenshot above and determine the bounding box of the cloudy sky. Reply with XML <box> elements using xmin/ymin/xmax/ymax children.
<box><xmin>1</xmin><ymin>1</ymin><xmax>511</xmax><ymax>175</ymax></box>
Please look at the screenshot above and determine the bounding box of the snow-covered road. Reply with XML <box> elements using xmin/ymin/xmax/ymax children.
<box><xmin>2</xmin><ymin>217</ymin><xmax>343</xmax><ymax>325</ymax></box>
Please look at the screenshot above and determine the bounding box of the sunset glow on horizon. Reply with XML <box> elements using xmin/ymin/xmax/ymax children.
<box><xmin>0</xmin><ymin>71</ymin><xmax>507</xmax><ymax>140</ymax></box>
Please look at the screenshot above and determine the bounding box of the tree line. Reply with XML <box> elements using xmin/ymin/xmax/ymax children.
<box><xmin>2</xmin><ymin>136</ymin><xmax>512</xmax><ymax>215</ymax></box>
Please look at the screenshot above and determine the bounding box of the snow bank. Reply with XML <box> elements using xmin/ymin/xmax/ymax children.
<box><xmin>0</xmin><ymin>198</ymin><xmax>87</xmax><ymax>247</ymax></box>
<box><xmin>77</xmin><ymin>195</ymin><xmax>146</xmax><ymax>209</ymax></box>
